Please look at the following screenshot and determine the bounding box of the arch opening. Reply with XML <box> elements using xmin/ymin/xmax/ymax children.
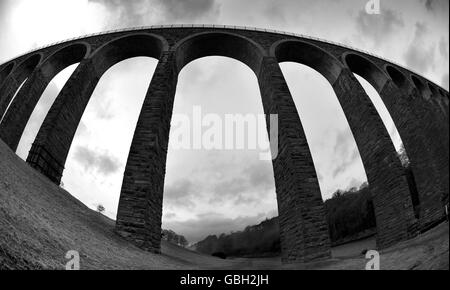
<box><xmin>353</xmin><ymin>74</ymin><xmax>420</xmax><ymax>218</ymax></box>
<box><xmin>23</xmin><ymin>33</ymin><xmax>166</xmax><ymax>187</ymax></box>
<box><xmin>16</xmin><ymin>63</ymin><xmax>79</xmax><ymax>159</ymax></box>
<box><xmin>40</xmin><ymin>43</ymin><xmax>88</xmax><ymax>77</ymax></box>
<box><xmin>0</xmin><ymin>44</ymin><xmax>89</xmax><ymax>153</ymax></box>
<box><xmin>386</xmin><ymin>65</ymin><xmax>408</xmax><ymax>90</ymax></box>
<box><xmin>344</xmin><ymin>53</ymin><xmax>386</xmax><ymax>91</ymax></box>
<box><xmin>428</xmin><ymin>83</ymin><xmax>446</xmax><ymax>114</ymax></box>
<box><xmin>280</xmin><ymin>61</ymin><xmax>376</xmax><ymax>252</ymax></box>
<box><xmin>163</xmin><ymin>56</ymin><xmax>278</xmax><ymax>256</ymax></box>
<box><xmin>343</xmin><ymin>54</ymin><xmax>420</xmax><ymax>218</ymax></box>
<box><xmin>91</xmin><ymin>34</ymin><xmax>165</xmax><ymax>76</ymax></box>
<box><xmin>0</xmin><ymin>54</ymin><xmax>41</xmax><ymax>118</ymax></box>
<box><xmin>61</xmin><ymin>56</ymin><xmax>158</xmax><ymax>219</ymax></box>
<box><xmin>428</xmin><ymin>83</ymin><xmax>439</xmax><ymax>96</ymax></box>
<box><xmin>411</xmin><ymin>75</ymin><xmax>430</xmax><ymax>100</ymax></box>
<box><xmin>15</xmin><ymin>54</ymin><xmax>41</xmax><ymax>80</ymax></box>
<box><xmin>175</xmin><ymin>32</ymin><xmax>264</xmax><ymax>76</ymax></box>
<box><xmin>274</xmin><ymin>40</ymin><xmax>342</xmax><ymax>83</ymax></box>
<box><xmin>274</xmin><ymin>42</ymin><xmax>378</xmax><ymax>254</ymax></box>
<box><xmin>0</xmin><ymin>78</ymin><xmax>28</xmax><ymax>123</ymax></box>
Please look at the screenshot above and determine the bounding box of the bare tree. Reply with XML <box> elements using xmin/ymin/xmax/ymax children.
<box><xmin>97</xmin><ymin>204</ymin><xmax>105</xmax><ymax>214</ymax></box>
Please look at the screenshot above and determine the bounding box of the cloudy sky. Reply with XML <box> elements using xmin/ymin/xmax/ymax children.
<box><xmin>0</xmin><ymin>0</ymin><xmax>448</xmax><ymax>243</ymax></box>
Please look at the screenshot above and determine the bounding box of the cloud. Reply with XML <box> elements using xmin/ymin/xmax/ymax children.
<box><xmin>158</xmin><ymin>0</ymin><xmax>220</xmax><ymax>21</ymax></box>
<box><xmin>73</xmin><ymin>146</ymin><xmax>120</xmax><ymax>175</ymax></box>
<box><xmin>331</xmin><ymin>129</ymin><xmax>360</xmax><ymax>178</ymax></box>
<box><xmin>164</xmin><ymin>179</ymin><xmax>200</xmax><ymax>209</ymax></box>
<box><xmin>164</xmin><ymin>210</ymin><xmax>277</xmax><ymax>243</ymax></box>
<box><xmin>423</xmin><ymin>0</ymin><xmax>449</xmax><ymax>13</ymax></box>
<box><xmin>403</xmin><ymin>22</ymin><xmax>436</xmax><ymax>73</ymax></box>
<box><xmin>209</xmin><ymin>162</ymin><xmax>275</xmax><ymax>205</ymax></box>
<box><xmin>89</xmin><ymin>0</ymin><xmax>220</xmax><ymax>28</ymax></box>
<box><xmin>355</xmin><ymin>8</ymin><xmax>404</xmax><ymax>45</ymax></box>
<box><xmin>439</xmin><ymin>37</ymin><xmax>449</xmax><ymax>60</ymax></box>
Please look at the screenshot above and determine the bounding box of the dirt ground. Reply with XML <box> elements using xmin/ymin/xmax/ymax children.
<box><xmin>0</xmin><ymin>139</ymin><xmax>448</xmax><ymax>270</ymax></box>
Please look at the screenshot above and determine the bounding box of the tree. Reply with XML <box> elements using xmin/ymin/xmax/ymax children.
<box><xmin>97</xmin><ymin>204</ymin><xmax>105</xmax><ymax>214</ymax></box>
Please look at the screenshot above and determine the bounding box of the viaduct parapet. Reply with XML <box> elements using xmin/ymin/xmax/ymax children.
<box><xmin>0</xmin><ymin>25</ymin><xmax>448</xmax><ymax>263</ymax></box>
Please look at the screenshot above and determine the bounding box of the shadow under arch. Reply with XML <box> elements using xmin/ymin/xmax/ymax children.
<box><xmin>90</xmin><ymin>33</ymin><xmax>167</xmax><ymax>76</ymax></box>
<box><xmin>342</xmin><ymin>52</ymin><xmax>388</xmax><ymax>91</ymax></box>
<box><xmin>0</xmin><ymin>62</ymin><xmax>15</xmax><ymax>86</ymax></box>
<box><xmin>0</xmin><ymin>53</ymin><xmax>42</xmax><ymax>118</ymax></box>
<box><xmin>439</xmin><ymin>88</ymin><xmax>449</xmax><ymax>107</ymax></box>
<box><xmin>0</xmin><ymin>42</ymin><xmax>89</xmax><ymax>152</ymax></box>
<box><xmin>40</xmin><ymin>42</ymin><xmax>89</xmax><ymax>77</ymax></box>
<box><xmin>428</xmin><ymin>82</ymin><xmax>447</xmax><ymax>114</ymax></box>
<box><xmin>411</xmin><ymin>74</ymin><xmax>431</xmax><ymax>100</ymax></box>
<box><xmin>174</xmin><ymin>31</ymin><xmax>266</xmax><ymax>76</ymax></box>
<box><xmin>271</xmin><ymin>39</ymin><xmax>343</xmax><ymax>84</ymax></box>
<box><xmin>26</xmin><ymin>33</ymin><xmax>167</xmax><ymax>185</ymax></box>
<box><xmin>385</xmin><ymin>65</ymin><xmax>410</xmax><ymax>91</ymax></box>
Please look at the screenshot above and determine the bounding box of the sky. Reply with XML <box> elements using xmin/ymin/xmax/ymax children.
<box><xmin>0</xmin><ymin>0</ymin><xmax>448</xmax><ymax>243</ymax></box>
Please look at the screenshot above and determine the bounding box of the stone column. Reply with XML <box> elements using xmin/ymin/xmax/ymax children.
<box><xmin>115</xmin><ymin>51</ymin><xmax>178</xmax><ymax>253</ymax></box>
<box><xmin>412</xmin><ymin>89</ymin><xmax>449</xmax><ymax>219</ymax></box>
<box><xmin>258</xmin><ymin>57</ymin><xmax>331</xmax><ymax>263</ymax></box>
<box><xmin>380</xmin><ymin>81</ymin><xmax>448</xmax><ymax>228</ymax></box>
<box><xmin>0</xmin><ymin>69</ymin><xmax>51</xmax><ymax>151</ymax></box>
<box><xmin>332</xmin><ymin>68</ymin><xmax>417</xmax><ymax>249</ymax></box>
<box><xmin>26</xmin><ymin>59</ymin><xmax>100</xmax><ymax>184</ymax></box>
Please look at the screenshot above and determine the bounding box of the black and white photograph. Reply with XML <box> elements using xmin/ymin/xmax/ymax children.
<box><xmin>0</xmin><ymin>0</ymin><xmax>448</xmax><ymax>278</ymax></box>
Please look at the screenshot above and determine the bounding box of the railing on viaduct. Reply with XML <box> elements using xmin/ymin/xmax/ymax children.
<box><xmin>0</xmin><ymin>25</ymin><xmax>448</xmax><ymax>263</ymax></box>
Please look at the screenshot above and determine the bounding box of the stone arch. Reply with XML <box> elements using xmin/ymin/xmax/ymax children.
<box><xmin>0</xmin><ymin>27</ymin><xmax>444</xmax><ymax>263</ymax></box>
<box><xmin>26</xmin><ymin>33</ymin><xmax>167</xmax><ymax>185</ymax></box>
<box><xmin>90</xmin><ymin>33</ymin><xmax>167</xmax><ymax>76</ymax></box>
<box><xmin>271</xmin><ymin>39</ymin><xmax>343</xmax><ymax>83</ymax></box>
<box><xmin>428</xmin><ymin>83</ymin><xmax>445</xmax><ymax>111</ymax></box>
<box><xmin>0</xmin><ymin>62</ymin><xmax>15</xmax><ymax>86</ymax></box>
<box><xmin>272</xmin><ymin>40</ymin><xmax>417</xmax><ymax>249</ymax></box>
<box><xmin>411</xmin><ymin>74</ymin><xmax>431</xmax><ymax>100</ymax></box>
<box><xmin>385</xmin><ymin>64</ymin><xmax>410</xmax><ymax>91</ymax></box>
<box><xmin>342</xmin><ymin>52</ymin><xmax>388</xmax><ymax>91</ymax></box>
<box><xmin>0</xmin><ymin>53</ymin><xmax>42</xmax><ymax>119</ymax></box>
<box><xmin>116</xmin><ymin>32</ymin><xmax>269</xmax><ymax>256</ymax></box>
<box><xmin>174</xmin><ymin>31</ymin><xmax>266</xmax><ymax>76</ymax></box>
<box><xmin>0</xmin><ymin>42</ymin><xmax>90</xmax><ymax>151</ymax></box>
<box><xmin>40</xmin><ymin>42</ymin><xmax>90</xmax><ymax>76</ymax></box>
<box><xmin>428</xmin><ymin>82</ymin><xmax>440</xmax><ymax>98</ymax></box>
<box><xmin>345</xmin><ymin>54</ymin><xmax>449</xmax><ymax>226</ymax></box>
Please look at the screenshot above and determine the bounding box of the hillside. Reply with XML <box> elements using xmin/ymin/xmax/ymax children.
<box><xmin>193</xmin><ymin>184</ymin><xmax>377</xmax><ymax>258</ymax></box>
<box><xmin>0</xmin><ymin>138</ymin><xmax>448</xmax><ymax>269</ymax></box>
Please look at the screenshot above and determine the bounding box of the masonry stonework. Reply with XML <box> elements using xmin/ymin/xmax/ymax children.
<box><xmin>0</xmin><ymin>26</ymin><xmax>447</xmax><ymax>263</ymax></box>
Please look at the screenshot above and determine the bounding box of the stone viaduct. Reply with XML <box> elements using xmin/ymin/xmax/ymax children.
<box><xmin>0</xmin><ymin>25</ymin><xmax>448</xmax><ymax>263</ymax></box>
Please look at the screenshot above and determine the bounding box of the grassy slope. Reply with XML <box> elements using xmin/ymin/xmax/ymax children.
<box><xmin>0</xmin><ymin>139</ymin><xmax>448</xmax><ymax>269</ymax></box>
